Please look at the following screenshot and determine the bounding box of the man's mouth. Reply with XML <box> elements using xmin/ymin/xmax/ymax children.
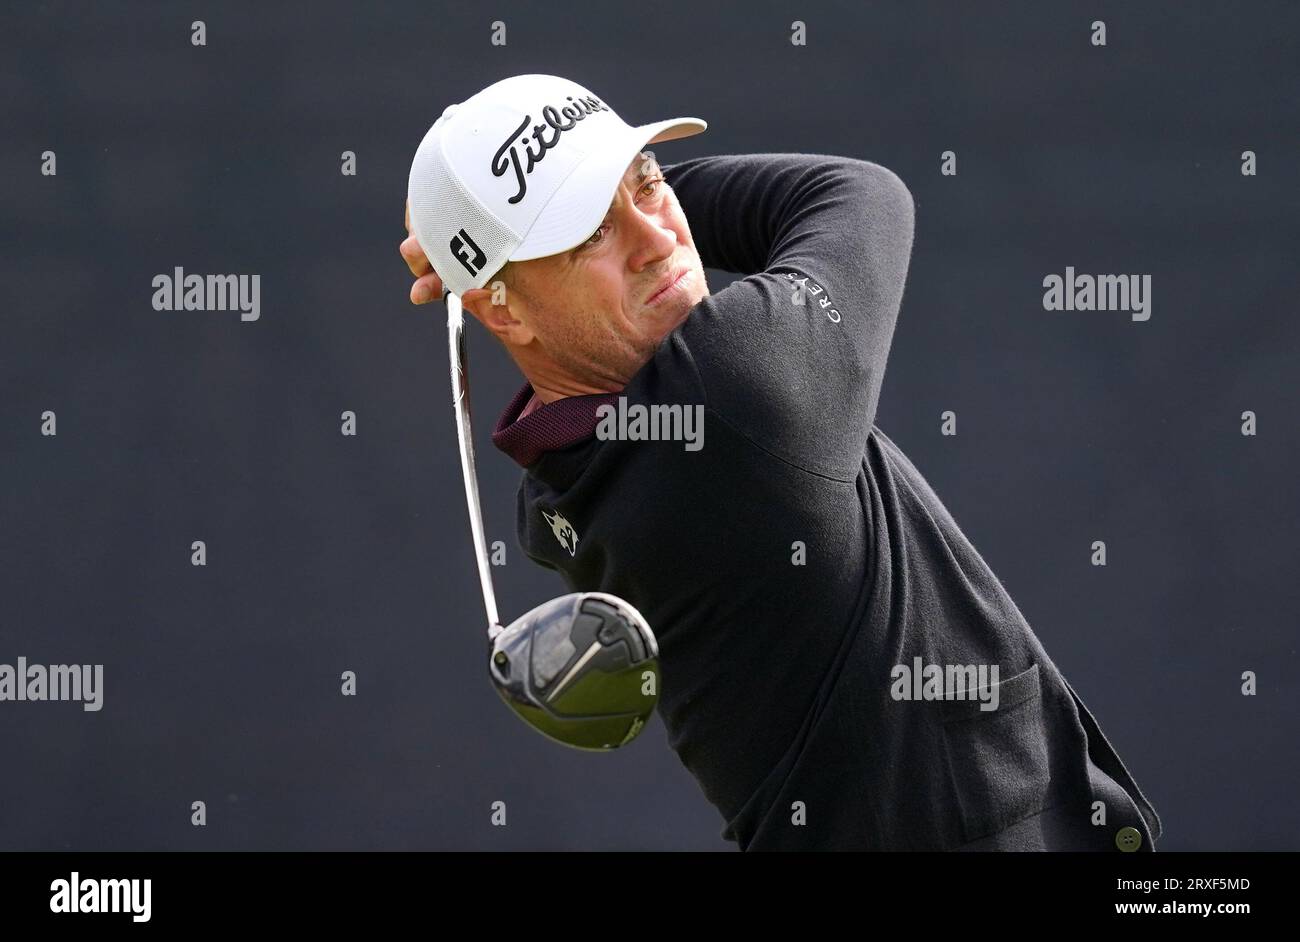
<box><xmin>645</xmin><ymin>268</ymin><xmax>690</xmax><ymax>307</ymax></box>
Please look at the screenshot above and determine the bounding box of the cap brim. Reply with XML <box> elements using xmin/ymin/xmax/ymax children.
<box><xmin>509</xmin><ymin>116</ymin><xmax>707</xmax><ymax>262</ymax></box>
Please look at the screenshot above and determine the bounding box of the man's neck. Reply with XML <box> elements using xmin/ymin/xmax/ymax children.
<box><xmin>528</xmin><ymin>377</ymin><xmax>623</xmax><ymax>405</ymax></box>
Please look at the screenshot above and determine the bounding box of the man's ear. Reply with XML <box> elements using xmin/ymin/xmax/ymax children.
<box><xmin>460</xmin><ymin>284</ymin><xmax>534</xmax><ymax>346</ymax></box>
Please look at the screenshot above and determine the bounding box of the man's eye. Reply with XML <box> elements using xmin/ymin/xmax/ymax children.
<box><xmin>579</xmin><ymin>179</ymin><xmax>663</xmax><ymax>252</ymax></box>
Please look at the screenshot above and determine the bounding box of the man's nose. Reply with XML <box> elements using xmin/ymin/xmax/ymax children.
<box><xmin>624</xmin><ymin>205</ymin><xmax>678</xmax><ymax>271</ymax></box>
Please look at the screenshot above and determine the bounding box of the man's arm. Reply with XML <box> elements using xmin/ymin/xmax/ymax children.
<box><xmin>660</xmin><ymin>153</ymin><xmax>916</xmax><ymax>478</ymax></box>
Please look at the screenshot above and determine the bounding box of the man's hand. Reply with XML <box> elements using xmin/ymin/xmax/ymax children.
<box><xmin>401</xmin><ymin>199</ymin><xmax>444</xmax><ymax>305</ymax></box>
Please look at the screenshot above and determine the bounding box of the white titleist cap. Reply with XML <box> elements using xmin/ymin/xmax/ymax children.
<box><xmin>407</xmin><ymin>73</ymin><xmax>707</xmax><ymax>298</ymax></box>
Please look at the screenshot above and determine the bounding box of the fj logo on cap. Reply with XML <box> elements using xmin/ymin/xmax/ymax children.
<box><xmin>450</xmin><ymin>228</ymin><xmax>486</xmax><ymax>276</ymax></box>
<box><xmin>492</xmin><ymin>94</ymin><xmax>612</xmax><ymax>205</ymax></box>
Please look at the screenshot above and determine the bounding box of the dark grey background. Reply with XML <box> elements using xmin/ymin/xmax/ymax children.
<box><xmin>1</xmin><ymin>0</ymin><xmax>1295</xmax><ymax>850</ymax></box>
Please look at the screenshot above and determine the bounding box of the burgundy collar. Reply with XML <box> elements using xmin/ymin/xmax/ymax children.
<box><xmin>492</xmin><ymin>383</ymin><xmax>621</xmax><ymax>468</ymax></box>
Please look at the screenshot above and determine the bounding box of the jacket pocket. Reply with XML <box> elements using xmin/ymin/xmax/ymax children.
<box><xmin>939</xmin><ymin>663</ymin><xmax>1053</xmax><ymax>845</ymax></box>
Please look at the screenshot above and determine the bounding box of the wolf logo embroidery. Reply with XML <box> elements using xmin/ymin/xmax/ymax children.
<box><xmin>541</xmin><ymin>508</ymin><xmax>579</xmax><ymax>557</ymax></box>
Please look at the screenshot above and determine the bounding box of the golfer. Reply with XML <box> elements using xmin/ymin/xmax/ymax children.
<box><xmin>400</xmin><ymin>73</ymin><xmax>1163</xmax><ymax>851</ymax></box>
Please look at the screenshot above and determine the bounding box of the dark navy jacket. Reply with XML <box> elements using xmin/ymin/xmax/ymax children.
<box><xmin>491</xmin><ymin>153</ymin><xmax>1163</xmax><ymax>851</ymax></box>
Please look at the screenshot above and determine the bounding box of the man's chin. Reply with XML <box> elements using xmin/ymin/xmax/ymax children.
<box><xmin>646</xmin><ymin>300</ymin><xmax>693</xmax><ymax>337</ymax></box>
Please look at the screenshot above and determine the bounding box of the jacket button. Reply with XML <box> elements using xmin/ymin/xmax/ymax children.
<box><xmin>1115</xmin><ymin>826</ymin><xmax>1142</xmax><ymax>852</ymax></box>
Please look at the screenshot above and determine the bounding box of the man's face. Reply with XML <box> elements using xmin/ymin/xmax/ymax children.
<box><xmin>491</xmin><ymin>153</ymin><xmax>709</xmax><ymax>392</ymax></box>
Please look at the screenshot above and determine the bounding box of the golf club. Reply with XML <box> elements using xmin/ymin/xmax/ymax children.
<box><xmin>445</xmin><ymin>288</ymin><xmax>661</xmax><ymax>751</ymax></box>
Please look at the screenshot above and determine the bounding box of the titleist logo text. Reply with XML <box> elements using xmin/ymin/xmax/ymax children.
<box><xmin>492</xmin><ymin>94</ymin><xmax>610</xmax><ymax>204</ymax></box>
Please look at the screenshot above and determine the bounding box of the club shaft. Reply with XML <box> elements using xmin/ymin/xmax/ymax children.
<box><xmin>447</xmin><ymin>291</ymin><xmax>502</xmax><ymax>638</ymax></box>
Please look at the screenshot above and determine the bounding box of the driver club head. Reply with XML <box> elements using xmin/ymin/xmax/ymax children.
<box><xmin>488</xmin><ymin>591</ymin><xmax>660</xmax><ymax>751</ymax></box>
